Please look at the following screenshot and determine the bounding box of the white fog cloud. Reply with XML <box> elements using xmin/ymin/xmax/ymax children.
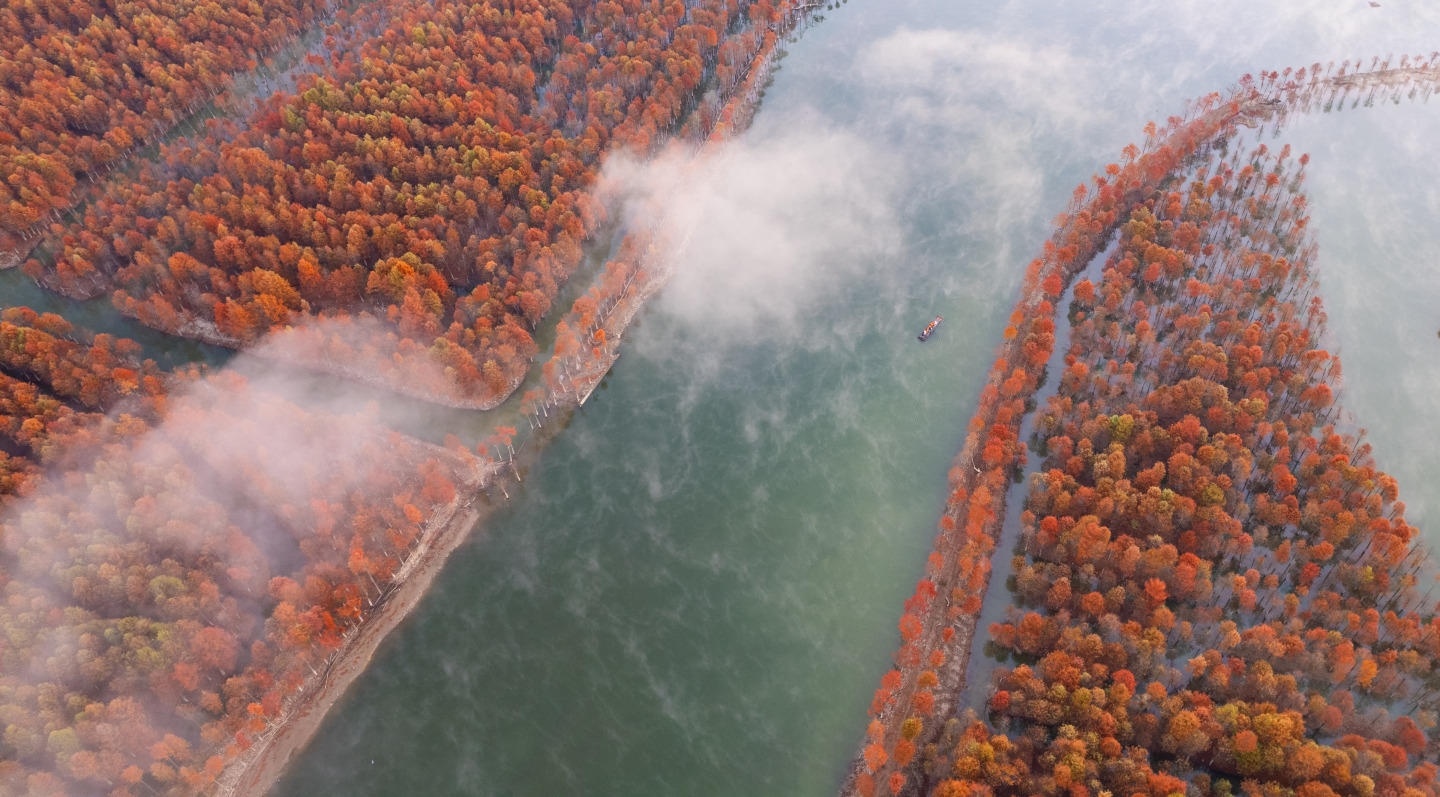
<box><xmin>860</xmin><ymin>27</ymin><xmax>1100</xmax><ymax>132</ymax></box>
<box><xmin>599</xmin><ymin>116</ymin><xmax>903</xmax><ymax>338</ymax></box>
<box><xmin>849</xmin><ymin>27</ymin><xmax>1113</xmax><ymax>271</ymax></box>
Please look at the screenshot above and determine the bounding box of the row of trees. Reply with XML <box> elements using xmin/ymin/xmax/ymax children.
<box><xmin>0</xmin><ymin>306</ymin><xmax>169</xmax><ymax>412</ymax></box>
<box><xmin>0</xmin><ymin>368</ymin><xmax>101</xmax><ymax>500</ymax></box>
<box><xmin>845</xmin><ymin>91</ymin><xmax>1264</xmax><ymax>797</ymax></box>
<box><xmin>0</xmin><ymin>307</ymin><xmax>170</xmax><ymax>504</ymax></box>
<box><xmin>922</xmin><ymin>142</ymin><xmax>1438</xmax><ymax>797</ymax></box>
<box><xmin>840</xmin><ymin>55</ymin><xmax>1440</xmax><ymax>795</ymax></box>
<box><xmin>0</xmin><ymin>0</ymin><xmax>339</xmax><ymax>237</ymax></box>
<box><xmin>1248</xmin><ymin>54</ymin><xmax>1440</xmax><ymax>119</ymax></box>
<box><xmin>29</xmin><ymin>0</ymin><xmax>801</xmax><ymax>408</ymax></box>
<box><xmin>0</xmin><ymin>305</ymin><xmax>485</xmax><ymax>796</ymax></box>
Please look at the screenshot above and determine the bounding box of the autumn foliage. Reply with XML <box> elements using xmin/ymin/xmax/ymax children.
<box><xmin>0</xmin><ymin>0</ymin><xmax>338</xmax><ymax>238</ymax></box>
<box><xmin>539</xmin><ymin>4</ymin><xmax>805</xmax><ymax>409</ymax></box>
<box><xmin>0</xmin><ymin>307</ymin><xmax>169</xmax><ymax>503</ymax></box>
<box><xmin>0</xmin><ymin>0</ymin><xmax>812</xmax><ymax>791</ymax></box>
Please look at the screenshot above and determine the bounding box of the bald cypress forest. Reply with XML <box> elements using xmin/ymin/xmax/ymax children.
<box><xmin>2</xmin><ymin>0</ymin><xmax>1439</xmax><ymax>793</ymax></box>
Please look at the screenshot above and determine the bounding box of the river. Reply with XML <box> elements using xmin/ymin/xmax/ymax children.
<box><xmin>6</xmin><ymin>0</ymin><xmax>1437</xmax><ymax>794</ymax></box>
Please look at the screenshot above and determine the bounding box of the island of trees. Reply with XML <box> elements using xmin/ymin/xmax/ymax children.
<box><xmin>844</xmin><ymin>59</ymin><xmax>1440</xmax><ymax>797</ymax></box>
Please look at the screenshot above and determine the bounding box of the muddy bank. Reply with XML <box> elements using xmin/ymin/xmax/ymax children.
<box><xmin>213</xmin><ymin>459</ymin><xmax>502</xmax><ymax>797</ymax></box>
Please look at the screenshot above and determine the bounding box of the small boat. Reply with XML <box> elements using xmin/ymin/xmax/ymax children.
<box><xmin>918</xmin><ymin>316</ymin><xmax>944</xmax><ymax>341</ymax></box>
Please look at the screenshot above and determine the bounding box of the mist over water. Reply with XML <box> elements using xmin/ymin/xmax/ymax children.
<box><xmin>623</xmin><ymin>122</ymin><xmax>904</xmax><ymax>339</ymax></box>
<box><xmin>271</xmin><ymin>0</ymin><xmax>1440</xmax><ymax>795</ymax></box>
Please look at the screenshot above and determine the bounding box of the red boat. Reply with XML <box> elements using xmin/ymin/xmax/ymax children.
<box><xmin>918</xmin><ymin>316</ymin><xmax>943</xmax><ymax>341</ymax></box>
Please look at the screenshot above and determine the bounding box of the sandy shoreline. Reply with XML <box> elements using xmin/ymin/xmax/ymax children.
<box><xmin>213</xmin><ymin>458</ymin><xmax>502</xmax><ymax>797</ymax></box>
